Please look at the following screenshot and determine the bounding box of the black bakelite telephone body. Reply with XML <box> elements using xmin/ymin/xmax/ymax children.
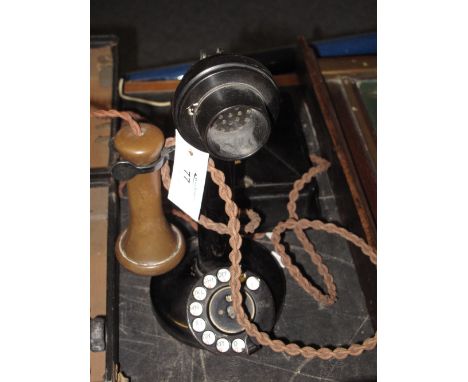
<box><xmin>150</xmin><ymin>54</ymin><xmax>287</xmax><ymax>355</ymax></box>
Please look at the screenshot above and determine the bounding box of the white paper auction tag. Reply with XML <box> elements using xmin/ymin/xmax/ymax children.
<box><xmin>168</xmin><ymin>130</ymin><xmax>210</xmax><ymax>221</ymax></box>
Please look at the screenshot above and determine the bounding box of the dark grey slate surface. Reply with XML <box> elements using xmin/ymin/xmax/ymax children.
<box><xmin>118</xmin><ymin>202</ymin><xmax>376</xmax><ymax>381</ymax></box>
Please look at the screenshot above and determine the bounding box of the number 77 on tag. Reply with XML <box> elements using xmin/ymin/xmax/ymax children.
<box><xmin>168</xmin><ymin>130</ymin><xmax>210</xmax><ymax>221</ymax></box>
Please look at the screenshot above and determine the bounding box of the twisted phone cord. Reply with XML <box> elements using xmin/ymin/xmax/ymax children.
<box><xmin>162</xmin><ymin>138</ymin><xmax>377</xmax><ymax>360</ymax></box>
<box><xmin>94</xmin><ymin>110</ymin><xmax>377</xmax><ymax>360</ymax></box>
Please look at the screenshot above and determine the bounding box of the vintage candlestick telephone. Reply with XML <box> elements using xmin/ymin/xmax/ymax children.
<box><xmin>112</xmin><ymin>53</ymin><xmax>287</xmax><ymax>355</ymax></box>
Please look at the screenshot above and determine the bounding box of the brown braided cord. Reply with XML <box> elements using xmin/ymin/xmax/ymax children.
<box><xmin>171</xmin><ymin>205</ymin><xmax>230</xmax><ymax>235</ymax></box>
<box><xmin>244</xmin><ymin>209</ymin><xmax>262</xmax><ymax>234</ymax></box>
<box><xmin>161</xmin><ymin>138</ymin><xmax>265</xmax><ymax>236</ymax></box>
<box><xmin>162</xmin><ymin>135</ymin><xmax>376</xmax><ymax>359</ymax></box>
<box><xmin>274</xmin><ymin>220</ymin><xmax>337</xmax><ymax>306</ymax></box>
<box><xmin>207</xmin><ymin>154</ymin><xmax>378</xmax><ymax>360</ymax></box>
<box><xmin>96</xmin><ymin>111</ymin><xmax>377</xmax><ymax>359</ymax></box>
<box><xmin>287</xmin><ymin>154</ymin><xmax>331</xmax><ymax>219</ymax></box>
<box><xmin>92</xmin><ymin>109</ymin><xmax>143</xmax><ymax>136</ymax></box>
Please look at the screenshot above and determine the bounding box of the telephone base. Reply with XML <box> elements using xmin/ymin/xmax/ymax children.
<box><xmin>150</xmin><ymin>234</ymin><xmax>286</xmax><ymax>356</ymax></box>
